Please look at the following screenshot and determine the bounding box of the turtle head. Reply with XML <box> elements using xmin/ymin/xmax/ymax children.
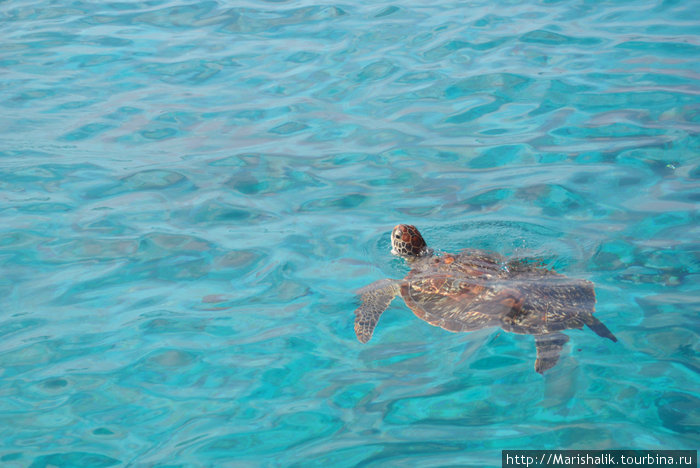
<box><xmin>391</xmin><ymin>224</ymin><xmax>428</xmax><ymax>259</ymax></box>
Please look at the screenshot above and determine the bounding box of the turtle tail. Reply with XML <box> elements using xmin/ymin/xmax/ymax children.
<box><xmin>585</xmin><ymin>316</ymin><xmax>617</xmax><ymax>342</ymax></box>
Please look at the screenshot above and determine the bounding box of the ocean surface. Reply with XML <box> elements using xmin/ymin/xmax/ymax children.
<box><xmin>1</xmin><ymin>0</ymin><xmax>699</xmax><ymax>466</ymax></box>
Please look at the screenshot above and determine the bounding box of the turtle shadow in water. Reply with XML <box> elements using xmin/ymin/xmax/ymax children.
<box><xmin>353</xmin><ymin>224</ymin><xmax>618</xmax><ymax>374</ymax></box>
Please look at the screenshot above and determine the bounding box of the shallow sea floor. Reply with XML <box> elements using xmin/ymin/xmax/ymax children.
<box><xmin>1</xmin><ymin>0</ymin><xmax>699</xmax><ymax>466</ymax></box>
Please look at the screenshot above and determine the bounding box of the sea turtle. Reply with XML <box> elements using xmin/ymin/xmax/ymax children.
<box><xmin>354</xmin><ymin>224</ymin><xmax>617</xmax><ymax>373</ymax></box>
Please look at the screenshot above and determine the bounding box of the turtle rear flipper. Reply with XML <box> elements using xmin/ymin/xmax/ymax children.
<box><xmin>354</xmin><ymin>279</ymin><xmax>400</xmax><ymax>343</ymax></box>
<box><xmin>534</xmin><ymin>333</ymin><xmax>570</xmax><ymax>374</ymax></box>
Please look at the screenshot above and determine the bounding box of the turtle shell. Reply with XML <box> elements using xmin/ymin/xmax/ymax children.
<box><xmin>399</xmin><ymin>249</ymin><xmax>597</xmax><ymax>336</ymax></box>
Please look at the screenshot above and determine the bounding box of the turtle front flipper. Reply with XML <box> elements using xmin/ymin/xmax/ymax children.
<box><xmin>534</xmin><ymin>333</ymin><xmax>570</xmax><ymax>374</ymax></box>
<box><xmin>354</xmin><ymin>279</ymin><xmax>400</xmax><ymax>343</ymax></box>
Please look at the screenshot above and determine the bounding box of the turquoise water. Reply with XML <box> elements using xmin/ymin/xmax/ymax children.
<box><xmin>1</xmin><ymin>0</ymin><xmax>699</xmax><ymax>465</ymax></box>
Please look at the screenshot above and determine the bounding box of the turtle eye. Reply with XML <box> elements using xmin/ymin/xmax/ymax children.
<box><xmin>395</xmin><ymin>231</ymin><xmax>401</xmax><ymax>238</ymax></box>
